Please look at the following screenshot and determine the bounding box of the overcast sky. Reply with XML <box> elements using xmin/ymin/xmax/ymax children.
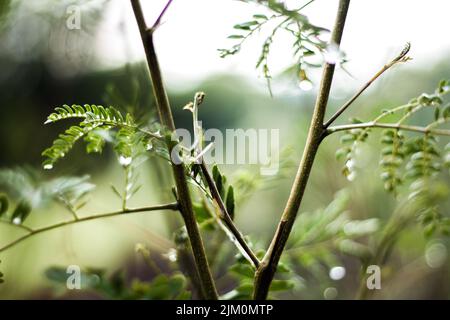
<box><xmin>94</xmin><ymin>0</ymin><xmax>450</xmax><ymax>91</ymax></box>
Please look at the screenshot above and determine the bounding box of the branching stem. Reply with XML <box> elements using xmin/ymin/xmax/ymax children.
<box><xmin>130</xmin><ymin>0</ymin><xmax>218</xmax><ymax>299</ymax></box>
<box><xmin>253</xmin><ymin>0</ymin><xmax>351</xmax><ymax>300</ymax></box>
<box><xmin>326</xmin><ymin>122</ymin><xmax>450</xmax><ymax>137</ymax></box>
<box><xmin>324</xmin><ymin>43</ymin><xmax>411</xmax><ymax>128</ymax></box>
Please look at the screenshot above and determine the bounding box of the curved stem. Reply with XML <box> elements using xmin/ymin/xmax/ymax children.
<box><xmin>326</xmin><ymin>121</ymin><xmax>450</xmax><ymax>137</ymax></box>
<box><xmin>253</xmin><ymin>0</ymin><xmax>351</xmax><ymax>300</ymax></box>
<box><xmin>0</xmin><ymin>203</ymin><xmax>179</xmax><ymax>253</ymax></box>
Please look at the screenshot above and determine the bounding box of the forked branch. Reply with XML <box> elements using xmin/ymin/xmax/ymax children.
<box><xmin>324</xmin><ymin>42</ymin><xmax>411</xmax><ymax>128</ymax></box>
<box><xmin>253</xmin><ymin>0</ymin><xmax>351</xmax><ymax>300</ymax></box>
<box><xmin>130</xmin><ymin>0</ymin><xmax>219</xmax><ymax>299</ymax></box>
<box><xmin>327</xmin><ymin>122</ymin><xmax>450</xmax><ymax>137</ymax></box>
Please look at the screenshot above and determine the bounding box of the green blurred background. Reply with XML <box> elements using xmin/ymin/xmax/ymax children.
<box><xmin>0</xmin><ymin>0</ymin><xmax>449</xmax><ymax>299</ymax></box>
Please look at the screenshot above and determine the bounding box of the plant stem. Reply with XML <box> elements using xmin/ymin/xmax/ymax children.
<box><xmin>253</xmin><ymin>0</ymin><xmax>351</xmax><ymax>300</ymax></box>
<box><xmin>152</xmin><ymin>0</ymin><xmax>174</xmax><ymax>30</ymax></box>
<box><xmin>122</xmin><ymin>166</ymin><xmax>130</xmax><ymax>211</ymax></box>
<box><xmin>326</xmin><ymin>122</ymin><xmax>450</xmax><ymax>137</ymax></box>
<box><xmin>199</xmin><ymin>162</ymin><xmax>260</xmax><ymax>268</ymax></box>
<box><xmin>130</xmin><ymin>0</ymin><xmax>218</xmax><ymax>299</ymax></box>
<box><xmin>324</xmin><ymin>43</ymin><xmax>411</xmax><ymax>128</ymax></box>
<box><xmin>0</xmin><ymin>220</ymin><xmax>34</xmax><ymax>233</ymax></box>
<box><xmin>0</xmin><ymin>203</ymin><xmax>179</xmax><ymax>253</ymax></box>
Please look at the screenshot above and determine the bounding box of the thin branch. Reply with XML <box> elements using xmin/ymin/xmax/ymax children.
<box><xmin>298</xmin><ymin>0</ymin><xmax>315</xmax><ymax>11</ymax></box>
<box><xmin>426</xmin><ymin>117</ymin><xmax>450</xmax><ymax>130</ymax></box>
<box><xmin>253</xmin><ymin>0</ymin><xmax>351</xmax><ymax>300</ymax></box>
<box><xmin>199</xmin><ymin>162</ymin><xmax>260</xmax><ymax>268</ymax></box>
<box><xmin>324</xmin><ymin>42</ymin><xmax>411</xmax><ymax>128</ymax></box>
<box><xmin>397</xmin><ymin>104</ymin><xmax>423</xmax><ymax>125</ymax></box>
<box><xmin>326</xmin><ymin>121</ymin><xmax>450</xmax><ymax>137</ymax></box>
<box><xmin>58</xmin><ymin>196</ymin><xmax>80</xmax><ymax>221</ymax></box>
<box><xmin>152</xmin><ymin>0</ymin><xmax>174</xmax><ymax>30</ymax></box>
<box><xmin>0</xmin><ymin>203</ymin><xmax>179</xmax><ymax>253</ymax></box>
<box><xmin>0</xmin><ymin>220</ymin><xmax>34</xmax><ymax>233</ymax></box>
<box><xmin>130</xmin><ymin>0</ymin><xmax>218</xmax><ymax>299</ymax></box>
<box><xmin>183</xmin><ymin>91</ymin><xmax>260</xmax><ymax>268</ymax></box>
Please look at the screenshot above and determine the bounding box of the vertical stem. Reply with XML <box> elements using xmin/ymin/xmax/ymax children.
<box><xmin>122</xmin><ymin>166</ymin><xmax>130</xmax><ymax>211</ymax></box>
<box><xmin>253</xmin><ymin>0</ymin><xmax>351</xmax><ymax>300</ymax></box>
<box><xmin>130</xmin><ymin>0</ymin><xmax>218</xmax><ymax>299</ymax></box>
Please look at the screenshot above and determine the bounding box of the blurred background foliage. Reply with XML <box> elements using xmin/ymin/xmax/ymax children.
<box><xmin>0</xmin><ymin>0</ymin><xmax>449</xmax><ymax>299</ymax></box>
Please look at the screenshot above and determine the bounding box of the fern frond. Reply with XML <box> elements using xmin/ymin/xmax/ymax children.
<box><xmin>42</xmin><ymin>124</ymin><xmax>100</xmax><ymax>169</ymax></box>
<box><xmin>84</xmin><ymin>127</ymin><xmax>113</xmax><ymax>154</ymax></box>
<box><xmin>44</xmin><ymin>104</ymin><xmax>132</xmax><ymax>127</ymax></box>
<box><xmin>115</xmin><ymin>126</ymin><xmax>138</xmax><ymax>159</ymax></box>
<box><xmin>44</xmin><ymin>104</ymin><xmax>87</xmax><ymax>123</ymax></box>
<box><xmin>83</xmin><ymin>106</ymin><xmax>134</xmax><ymax>127</ymax></box>
<box><xmin>43</xmin><ymin>104</ymin><xmax>141</xmax><ymax>168</ymax></box>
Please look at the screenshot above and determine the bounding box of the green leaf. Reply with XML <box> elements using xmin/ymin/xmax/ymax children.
<box><xmin>193</xmin><ymin>202</ymin><xmax>211</xmax><ymax>223</ymax></box>
<box><xmin>45</xmin><ymin>266</ymin><xmax>101</xmax><ymax>290</ymax></box>
<box><xmin>42</xmin><ymin>104</ymin><xmax>139</xmax><ymax>168</ymax></box>
<box><xmin>11</xmin><ymin>200</ymin><xmax>31</xmax><ymax>224</ymax></box>
<box><xmin>235</xmin><ymin>282</ymin><xmax>254</xmax><ymax>296</ymax></box>
<box><xmin>230</xmin><ymin>263</ymin><xmax>254</xmax><ymax>278</ymax></box>
<box><xmin>44</xmin><ymin>104</ymin><xmax>129</xmax><ymax>125</ymax></box>
<box><xmin>277</xmin><ymin>262</ymin><xmax>292</xmax><ymax>274</ymax></box>
<box><xmin>145</xmin><ymin>273</ymin><xmax>189</xmax><ymax>300</ymax></box>
<box><xmin>340</xmin><ymin>134</ymin><xmax>355</xmax><ymax>144</ymax></box>
<box><xmin>233</xmin><ymin>21</ymin><xmax>258</xmax><ymax>30</ymax></box>
<box><xmin>269</xmin><ymin>279</ymin><xmax>295</xmax><ymax>292</ymax></box>
<box><xmin>225</xmin><ymin>185</ymin><xmax>235</xmax><ymax>220</ymax></box>
<box><xmin>338</xmin><ymin>239</ymin><xmax>372</xmax><ymax>260</ymax></box>
<box><xmin>42</xmin><ymin>124</ymin><xmax>99</xmax><ymax>169</ymax></box>
<box><xmin>335</xmin><ymin>148</ymin><xmax>348</xmax><ymax>160</ymax></box>
<box><xmin>443</xmin><ymin>104</ymin><xmax>450</xmax><ymax>118</ymax></box>
<box><xmin>212</xmin><ymin>164</ymin><xmax>225</xmax><ymax>197</ymax></box>
<box><xmin>85</xmin><ymin>127</ymin><xmax>112</xmax><ymax>154</ymax></box>
<box><xmin>424</xmin><ymin>223</ymin><xmax>436</xmax><ymax>238</ymax></box>
<box><xmin>228</xmin><ymin>35</ymin><xmax>244</xmax><ymax>39</ymax></box>
<box><xmin>45</xmin><ymin>266</ymin><xmax>69</xmax><ymax>284</ymax></box>
<box><xmin>434</xmin><ymin>107</ymin><xmax>440</xmax><ymax>121</ymax></box>
<box><xmin>253</xmin><ymin>14</ymin><xmax>268</xmax><ymax>20</ymax></box>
